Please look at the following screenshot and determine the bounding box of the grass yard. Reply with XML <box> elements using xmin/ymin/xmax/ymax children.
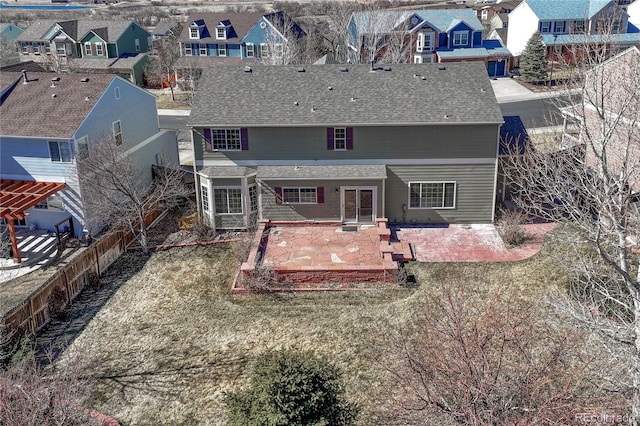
<box><xmin>59</xmin><ymin>242</ymin><xmax>566</xmax><ymax>425</ymax></box>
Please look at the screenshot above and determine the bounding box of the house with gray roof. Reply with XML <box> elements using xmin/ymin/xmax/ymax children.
<box><xmin>16</xmin><ymin>19</ymin><xmax>151</xmax><ymax>83</ymax></box>
<box><xmin>0</xmin><ymin>71</ymin><xmax>178</xmax><ymax>237</ymax></box>
<box><xmin>347</xmin><ymin>9</ymin><xmax>512</xmax><ymax>76</ymax></box>
<box><xmin>507</xmin><ymin>0</ymin><xmax>640</xmax><ymax>62</ymax></box>
<box><xmin>188</xmin><ymin>62</ymin><xmax>503</xmax><ymax>230</ymax></box>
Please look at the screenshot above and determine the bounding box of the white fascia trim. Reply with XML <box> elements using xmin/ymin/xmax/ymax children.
<box><xmin>196</xmin><ymin>158</ymin><xmax>497</xmax><ymax>167</ymax></box>
<box><xmin>188</xmin><ymin>121</ymin><xmax>504</xmax><ymax>128</ymax></box>
<box><xmin>257</xmin><ymin>176</ymin><xmax>387</xmax><ymax>181</ymax></box>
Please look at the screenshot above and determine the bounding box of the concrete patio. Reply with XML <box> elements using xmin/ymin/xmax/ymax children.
<box><xmin>0</xmin><ymin>229</ymin><xmax>59</xmax><ymax>283</ymax></box>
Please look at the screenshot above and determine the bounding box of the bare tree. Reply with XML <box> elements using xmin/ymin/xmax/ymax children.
<box><xmin>77</xmin><ymin>136</ymin><xmax>188</xmax><ymax>255</ymax></box>
<box><xmin>371</xmin><ymin>277</ymin><xmax>622</xmax><ymax>425</ymax></box>
<box><xmin>314</xmin><ymin>1</ymin><xmax>360</xmax><ymax>63</ymax></box>
<box><xmin>348</xmin><ymin>8</ymin><xmax>412</xmax><ymax>65</ymax></box>
<box><xmin>0</xmin><ymin>37</ymin><xmax>19</xmax><ymax>67</ymax></box>
<box><xmin>505</xmin><ymin>28</ymin><xmax>640</xmax><ymax>421</ymax></box>
<box><xmin>257</xmin><ymin>14</ymin><xmax>307</xmax><ymax>65</ymax></box>
<box><xmin>0</xmin><ymin>351</ymin><xmax>103</xmax><ymax>425</ymax></box>
<box><xmin>144</xmin><ymin>23</ymin><xmax>183</xmax><ymax>101</ymax></box>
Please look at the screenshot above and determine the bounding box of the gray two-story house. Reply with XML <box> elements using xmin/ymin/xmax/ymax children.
<box><xmin>188</xmin><ymin>63</ymin><xmax>503</xmax><ymax>231</ymax></box>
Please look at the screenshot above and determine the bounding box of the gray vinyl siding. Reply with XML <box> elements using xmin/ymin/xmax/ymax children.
<box><xmin>260</xmin><ymin>179</ymin><xmax>384</xmax><ymax>222</ymax></box>
<box><xmin>386</xmin><ymin>164</ymin><xmax>496</xmax><ymax>223</ymax></box>
<box><xmin>193</xmin><ymin>124</ymin><xmax>498</xmax><ymax>163</ymax></box>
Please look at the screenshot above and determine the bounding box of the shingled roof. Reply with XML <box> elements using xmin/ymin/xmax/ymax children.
<box><xmin>0</xmin><ymin>72</ymin><xmax>116</xmax><ymax>138</ymax></box>
<box><xmin>17</xmin><ymin>20</ymin><xmax>147</xmax><ymax>43</ymax></box>
<box><xmin>189</xmin><ymin>63</ymin><xmax>503</xmax><ymax>127</ymax></box>
<box><xmin>179</xmin><ymin>12</ymin><xmax>263</xmax><ymax>43</ymax></box>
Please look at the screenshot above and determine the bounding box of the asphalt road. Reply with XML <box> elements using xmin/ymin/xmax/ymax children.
<box><xmin>499</xmin><ymin>94</ymin><xmax>577</xmax><ymax>128</ymax></box>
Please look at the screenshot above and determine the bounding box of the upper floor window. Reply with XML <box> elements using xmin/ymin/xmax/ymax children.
<box><xmin>190</xmin><ymin>27</ymin><xmax>199</xmax><ymax>39</ymax></box>
<box><xmin>184</xmin><ymin>44</ymin><xmax>192</xmax><ymax>56</ymax></box>
<box><xmin>260</xmin><ymin>43</ymin><xmax>269</xmax><ymax>58</ymax></box>
<box><xmin>49</xmin><ymin>141</ymin><xmax>72</xmax><ymax>163</ymax></box>
<box><xmin>333</xmin><ymin>128</ymin><xmax>346</xmax><ymax>150</ymax></box>
<box><xmin>327</xmin><ymin>127</ymin><xmax>353</xmax><ymax>150</ymax></box>
<box><xmin>96</xmin><ymin>43</ymin><xmax>104</xmax><ymax>56</ymax></box>
<box><xmin>573</xmin><ymin>20</ymin><xmax>585</xmax><ymax>33</ymax></box>
<box><xmin>76</xmin><ymin>136</ymin><xmax>89</xmax><ymax>159</ymax></box>
<box><xmin>218</xmin><ymin>44</ymin><xmax>227</xmax><ymax>56</ymax></box>
<box><xmin>56</xmin><ymin>43</ymin><xmax>66</xmax><ymax>55</ymax></box>
<box><xmin>199</xmin><ymin>44</ymin><xmax>207</xmax><ymax>56</ymax></box>
<box><xmin>452</xmin><ymin>31</ymin><xmax>468</xmax><ymax>46</ymax></box>
<box><xmin>213</xmin><ymin>128</ymin><xmax>240</xmax><ymax>150</ymax></box>
<box><xmin>554</xmin><ymin>21</ymin><xmax>565</xmax><ymax>33</ymax></box>
<box><xmin>612</xmin><ymin>20</ymin><xmax>621</xmax><ymax>33</ymax></box>
<box><xmin>21</xmin><ymin>42</ymin><xmax>30</xmax><ymax>54</ymax></box>
<box><xmin>216</xmin><ymin>27</ymin><xmax>226</xmax><ymax>39</ymax></box>
<box><xmin>113</xmin><ymin>120</ymin><xmax>123</xmax><ymax>146</ymax></box>
<box><xmin>84</xmin><ymin>42</ymin><xmax>91</xmax><ymax>55</ymax></box>
<box><xmin>540</xmin><ymin>21</ymin><xmax>551</xmax><ymax>33</ymax></box>
<box><xmin>274</xmin><ymin>43</ymin><xmax>284</xmax><ymax>57</ymax></box>
<box><xmin>409</xmin><ymin>182</ymin><xmax>456</xmax><ymax>209</ymax></box>
<box><xmin>246</xmin><ymin>43</ymin><xmax>255</xmax><ymax>58</ymax></box>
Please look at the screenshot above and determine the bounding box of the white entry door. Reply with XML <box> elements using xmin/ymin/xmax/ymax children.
<box><xmin>341</xmin><ymin>187</ymin><xmax>376</xmax><ymax>223</ymax></box>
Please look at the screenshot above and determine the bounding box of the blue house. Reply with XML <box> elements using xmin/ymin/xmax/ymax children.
<box><xmin>0</xmin><ymin>23</ymin><xmax>24</xmax><ymax>66</ymax></box>
<box><xmin>347</xmin><ymin>9</ymin><xmax>512</xmax><ymax>76</ymax></box>
<box><xmin>176</xmin><ymin>11</ymin><xmax>305</xmax><ymax>70</ymax></box>
<box><xmin>0</xmin><ymin>71</ymin><xmax>178</xmax><ymax>249</ymax></box>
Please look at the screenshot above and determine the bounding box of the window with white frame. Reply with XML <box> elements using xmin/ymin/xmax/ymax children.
<box><xmin>274</xmin><ymin>43</ymin><xmax>284</xmax><ymax>57</ymax></box>
<box><xmin>96</xmin><ymin>43</ymin><xmax>104</xmax><ymax>55</ymax></box>
<box><xmin>201</xmin><ymin>185</ymin><xmax>209</xmax><ymax>212</ymax></box>
<box><xmin>34</xmin><ymin>193</ymin><xmax>64</xmax><ymax>211</ymax></box>
<box><xmin>452</xmin><ymin>31</ymin><xmax>468</xmax><ymax>46</ymax></box>
<box><xmin>283</xmin><ymin>188</ymin><xmax>317</xmax><ymax>204</ymax></box>
<box><xmin>573</xmin><ymin>20</ymin><xmax>585</xmax><ymax>33</ymax></box>
<box><xmin>612</xmin><ymin>20</ymin><xmax>621</xmax><ymax>32</ymax></box>
<box><xmin>84</xmin><ymin>42</ymin><xmax>92</xmax><ymax>55</ymax></box>
<box><xmin>49</xmin><ymin>141</ymin><xmax>72</xmax><ymax>163</ymax></box>
<box><xmin>260</xmin><ymin>43</ymin><xmax>269</xmax><ymax>57</ymax></box>
<box><xmin>184</xmin><ymin>44</ymin><xmax>192</xmax><ymax>56</ymax></box>
<box><xmin>414</xmin><ymin>55</ymin><xmax>422</xmax><ymax>63</ymax></box>
<box><xmin>135</xmin><ymin>38</ymin><xmax>140</xmax><ymax>52</ymax></box>
<box><xmin>333</xmin><ymin>128</ymin><xmax>346</xmax><ymax>150</ymax></box>
<box><xmin>218</xmin><ymin>44</ymin><xmax>226</xmax><ymax>56</ymax></box>
<box><xmin>21</xmin><ymin>42</ymin><xmax>30</xmax><ymax>54</ymax></box>
<box><xmin>214</xmin><ymin>188</ymin><xmax>242</xmax><ymax>214</ymax></box>
<box><xmin>481</xmin><ymin>9</ymin><xmax>488</xmax><ymax>20</ymax></box>
<box><xmin>113</xmin><ymin>121</ymin><xmax>123</xmax><ymax>146</ymax></box>
<box><xmin>56</xmin><ymin>43</ymin><xmax>66</xmax><ymax>55</ymax></box>
<box><xmin>249</xmin><ymin>185</ymin><xmax>258</xmax><ymax>212</ymax></box>
<box><xmin>45</xmin><ymin>43</ymin><xmax>51</xmax><ymax>54</ymax></box>
<box><xmin>76</xmin><ymin>136</ymin><xmax>89</xmax><ymax>159</ymax></box>
<box><xmin>199</xmin><ymin>44</ymin><xmax>207</xmax><ymax>56</ymax></box>
<box><xmin>409</xmin><ymin>182</ymin><xmax>456</xmax><ymax>209</ymax></box>
<box><xmin>211</xmin><ymin>128</ymin><xmax>240</xmax><ymax>150</ymax></box>
<box><xmin>540</xmin><ymin>21</ymin><xmax>551</xmax><ymax>33</ymax></box>
<box><xmin>216</xmin><ymin>27</ymin><xmax>226</xmax><ymax>39</ymax></box>
<box><xmin>555</xmin><ymin>21</ymin><xmax>565</xmax><ymax>33</ymax></box>
<box><xmin>190</xmin><ymin>27</ymin><xmax>199</xmax><ymax>39</ymax></box>
<box><xmin>246</xmin><ymin>43</ymin><xmax>254</xmax><ymax>58</ymax></box>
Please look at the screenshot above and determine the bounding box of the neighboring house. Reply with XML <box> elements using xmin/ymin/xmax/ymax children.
<box><xmin>476</xmin><ymin>0</ymin><xmax>521</xmax><ymax>22</ymax></box>
<box><xmin>488</xmin><ymin>13</ymin><xmax>510</xmax><ymax>43</ymax></box>
<box><xmin>0</xmin><ymin>71</ymin><xmax>179</xmax><ymax>242</ymax></box>
<box><xmin>628</xmin><ymin>0</ymin><xmax>640</xmax><ymax>30</ymax></box>
<box><xmin>560</xmin><ymin>46</ymin><xmax>640</xmax><ymax>191</ymax></box>
<box><xmin>0</xmin><ymin>23</ymin><xmax>24</xmax><ymax>66</ymax></box>
<box><xmin>507</xmin><ymin>0</ymin><xmax>640</xmax><ymax>63</ymax></box>
<box><xmin>347</xmin><ymin>9</ymin><xmax>512</xmax><ymax>76</ymax></box>
<box><xmin>176</xmin><ymin>11</ymin><xmax>305</xmax><ymax>70</ymax></box>
<box><xmin>188</xmin><ymin>63</ymin><xmax>503</xmax><ymax>231</ymax></box>
<box><xmin>15</xmin><ymin>19</ymin><xmax>151</xmax><ymax>83</ymax></box>
<box><xmin>150</xmin><ymin>20</ymin><xmax>176</xmax><ymax>40</ymax></box>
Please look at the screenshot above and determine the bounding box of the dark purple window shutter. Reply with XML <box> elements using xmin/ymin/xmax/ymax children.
<box><xmin>346</xmin><ymin>127</ymin><xmax>354</xmax><ymax>150</ymax></box>
<box><xmin>275</xmin><ymin>187</ymin><xmax>283</xmax><ymax>204</ymax></box>
<box><xmin>327</xmin><ymin>128</ymin><xmax>334</xmax><ymax>150</ymax></box>
<box><xmin>316</xmin><ymin>187</ymin><xmax>324</xmax><ymax>204</ymax></box>
<box><xmin>203</xmin><ymin>128</ymin><xmax>212</xmax><ymax>151</ymax></box>
<box><xmin>241</xmin><ymin>128</ymin><xmax>249</xmax><ymax>150</ymax></box>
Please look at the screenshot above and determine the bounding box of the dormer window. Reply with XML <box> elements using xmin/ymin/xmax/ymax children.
<box><xmin>190</xmin><ymin>27</ymin><xmax>199</xmax><ymax>39</ymax></box>
<box><xmin>452</xmin><ymin>31</ymin><xmax>468</xmax><ymax>46</ymax></box>
<box><xmin>216</xmin><ymin>27</ymin><xmax>226</xmax><ymax>39</ymax></box>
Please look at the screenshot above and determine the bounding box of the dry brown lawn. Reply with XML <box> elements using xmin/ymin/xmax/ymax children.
<box><xmin>61</xmin><ymin>241</ymin><xmax>565</xmax><ymax>425</ymax></box>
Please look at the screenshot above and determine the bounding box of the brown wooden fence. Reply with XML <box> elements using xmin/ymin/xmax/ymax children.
<box><xmin>1</xmin><ymin>210</ymin><xmax>160</xmax><ymax>339</ymax></box>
